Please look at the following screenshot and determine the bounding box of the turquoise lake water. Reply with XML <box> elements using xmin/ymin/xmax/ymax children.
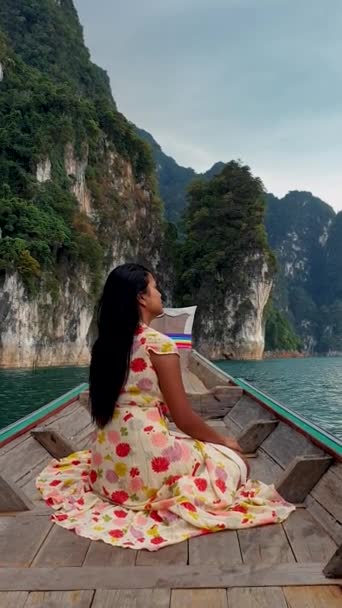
<box><xmin>0</xmin><ymin>357</ymin><xmax>341</xmax><ymax>441</ymax></box>
<box><xmin>0</xmin><ymin>366</ymin><xmax>89</xmax><ymax>429</ymax></box>
<box><xmin>217</xmin><ymin>357</ymin><xmax>342</xmax><ymax>440</ymax></box>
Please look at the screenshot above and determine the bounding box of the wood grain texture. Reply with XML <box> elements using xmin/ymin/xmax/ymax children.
<box><xmin>0</xmin><ymin>515</ymin><xmax>52</xmax><ymax>567</ymax></box>
<box><xmin>83</xmin><ymin>542</ymin><xmax>137</xmax><ymax>567</ymax></box>
<box><xmin>189</xmin><ymin>530</ymin><xmax>242</xmax><ymax>567</ymax></box>
<box><xmin>92</xmin><ymin>589</ymin><xmax>170</xmax><ymax>608</ymax></box>
<box><xmin>32</xmin><ymin>524</ymin><xmax>90</xmax><ymax>567</ymax></box>
<box><xmin>0</xmin><ymin>592</ymin><xmax>29</xmax><ymax>608</ymax></box>
<box><xmin>276</xmin><ymin>455</ymin><xmax>332</xmax><ymax>503</ymax></box>
<box><xmin>227</xmin><ymin>587</ymin><xmax>288</xmax><ymax>608</ymax></box>
<box><xmin>24</xmin><ymin>590</ymin><xmax>94</xmax><ymax>608</ymax></box>
<box><xmin>283</xmin><ymin>585</ymin><xmax>342</xmax><ymax>607</ymax></box>
<box><xmin>1</xmin><ymin>563</ymin><xmax>341</xmax><ymax>591</ymax></box>
<box><xmin>136</xmin><ymin>540</ymin><xmax>188</xmax><ymax>565</ymax></box>
<box><xmin>171</xmin><ymin>589</ymin><xmax>228</xmax><ymax>608</ymax></box>
<box><xmin>283</xmin><ymin>509</ymin><xmax>337</xmax><ymax>562</ymax></box>
<box><xmin>238</xmin><ymin>523</ymin><xmax>295</xmax><ymax>566</ymax></box>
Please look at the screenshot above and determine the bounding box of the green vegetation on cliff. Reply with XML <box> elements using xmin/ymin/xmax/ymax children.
<box><xmin>174</xmin><ymin>162</ymin><xmax>275</xmax><ymax>349</ymax></box>
<box><xmin>0</xmin><ymin>0</ymin><xmax>158</xmax><ymax>294</ymax></box>
<box><xmin>264</xmin><ymin>301</ymin><xmax>302</xmax><ymax>352</ymax></box>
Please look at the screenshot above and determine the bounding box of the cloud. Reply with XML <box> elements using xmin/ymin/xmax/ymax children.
<box><xmin>74</xmin><ymin>0</ymin><xmax>342</xmax><ymax>210</ymax></box>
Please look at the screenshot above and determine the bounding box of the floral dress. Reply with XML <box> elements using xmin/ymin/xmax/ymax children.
<box><xmin>36</xmin><ymin>322</ymin><xmax>295</xmax><ymax>550</ymax></box>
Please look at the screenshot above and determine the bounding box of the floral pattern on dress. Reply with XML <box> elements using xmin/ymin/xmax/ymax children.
<box><xmin>36</xmin><ymin>322</ymin><xmax>295</xmax><ymax>550</ymax></box>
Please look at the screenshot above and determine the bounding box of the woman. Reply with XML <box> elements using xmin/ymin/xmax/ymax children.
<box><xmin>36</xmin><ymin>263</ymin><xmax>294</xmax><ymax>551</ymax></box>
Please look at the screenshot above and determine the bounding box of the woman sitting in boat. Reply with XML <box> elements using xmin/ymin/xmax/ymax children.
<box><xmin>36</xmin><ymin>263</ymin><xmax>294</xmax><ymax>551</ymax></box>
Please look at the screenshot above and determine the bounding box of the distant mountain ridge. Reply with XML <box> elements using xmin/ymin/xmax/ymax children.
<box><xmin>136</xmin><ymin>128</ymin><xmax>225</xmax><ymax>223</ymax></box>
<box><xmin>138</xmin><ymin>128</ymin><xmax>342</xmax><ymax>354</ymax></box>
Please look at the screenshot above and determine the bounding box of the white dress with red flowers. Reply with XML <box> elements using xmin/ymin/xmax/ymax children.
<box><xmin>36</xmin><ymin>322</ymin><xmax>295</xmax><ymax>550</ymax></box>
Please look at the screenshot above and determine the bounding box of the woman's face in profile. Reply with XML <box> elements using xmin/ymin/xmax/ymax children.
<box><xmin>143</xmin><ymin>274</ymin><xmax>164</xmax><ymax>318</ymax></box>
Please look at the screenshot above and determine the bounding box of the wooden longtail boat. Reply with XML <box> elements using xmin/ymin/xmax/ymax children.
<box><xmin>0</xmin><ymin>308</ymin><xmax>341</xmax><ymax>607</ymax></box>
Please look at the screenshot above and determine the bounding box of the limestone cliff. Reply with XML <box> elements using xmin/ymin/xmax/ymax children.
<box><xmin>0</xmin><ymin>0</ymin><xmax>164</xmax><ymax>368</ymax></box>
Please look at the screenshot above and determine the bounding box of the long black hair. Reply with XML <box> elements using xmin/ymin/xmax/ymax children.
<box><xmin>89</xmin><ymin>262</ymin><xmax>151</xmax><ymax>428</ymax></box>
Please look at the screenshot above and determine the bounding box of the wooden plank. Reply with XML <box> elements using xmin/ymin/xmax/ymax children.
<box><xmin>237</xmin><ymin>420</ymin><xmax>278</xmax><ymax>453</ymax></box>
<box><xmin>261</xmin><ymin>422</ymin><xmax>324</xmax><ymax>469</ymax></box>
<box><xmin>32</xmin><ymin>523</ymin><xmax>90</xmax><ymax>567</ymax></box>
<box><xmin>1</xmin><ymin>563</ymin><xmax>342</xmax><ymax>590</ymax></box>
<box><xmin>238</xmin><ymin>523</ymin><xmax>295</xmax><ymax>565</ymax></box>
<box><xmin>189</xmin><ymin>530</ymin><xmax>242</xmax><ymax>567</ymax></box>
<box><xmin>227</xmin><ymin>587</ymin><xmax>288</xmax><ymax>607</ymax></box>
<box><xmin>25</xmin><ymin>590</ymin><xmax>94</xmax><ymax>608</ymax></box>
<box><xmin>136</xmin><ymin>540</ymin><xmax>188</xmax><ymax>565</ymax></box>
<box><xmin>248</xmin><ymin>450</ymin><xmax>282</xmax><ymax>484</ymax></box>
<box><xmin>0</xmin><ymin>475</ymin><xmax>34</xmax><ymax>513</ymax></box>
<box><xmin>171</xmin><ymin>589</ymin><xmax>228</xmax><ymax>607</ymax></box>
<box><xmin>45</xmin><ymin>404</ymin><xmax>91</xmax><ymax>440</ymax></box>
<box><xmin>323</xmin><ymin>544</ymin><xmax>342</xmax><ymax>578</ymax></box>
<box><xmin>276</xmin><ymin>455</ymin><xmax>332</xmax><ymax>503</ymax></box>
<box><xmin>283</xmin><ymin>509</ymin><xmax>337</xmax><ymax>562</ymax></box>
<box><xmin>306</xmin><ymin>495</ymin><xmax>342</xmax><ymax>545</ymax></box>
<box><xmin>189</xmin><ymin>352</ymin><xmax>230</xmax><ymax>389</ymax></box>
<box><xmin>92</xmin><ymin>589</ymin><xmax>170</xmax><ymax>608</ymax></box>
<box><xmin>312</xmin><ymin>467</ymin><xmax>342</xmax><ymax>523</ymax></box>
<box><xmin>0</xmin><ymin>436</ymin><xmax>49</xmax><ymax>482</ymax></box>
<box><xmin>283</xmin><ymin>585</ymin><xmax>342</xmax><ymax>607</ymax></box>
<box><xmin>0</xmin><ymin>592</ymin><xmax>29</xmax><ymax>608</ymax></box>
<box><xmin>31</xmin><ymin>428</ymin><xmax>76</xmax><ymax>459</ymax></box>
<box><xmin>228</xmin><ymin>396</ymin><xmax>275</xmax><ymax>429</ymax></box>
<box><xmin>83</xmin><ymin>542</ymin><xmax>137</xmax><ymax>566</ymax></box>
<box><xmin>0</xmin><ymin>515</ymin><xmax>52</xmax><ymax>567</ymax></box>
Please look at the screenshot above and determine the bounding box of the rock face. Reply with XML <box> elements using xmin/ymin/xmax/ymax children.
<box><xmin>0</xmin><ymin>273</ymin><xmax>91</xmax><ymax>368</ymax></box>
<box><xmin>195</xmin><ymin>258</ymin><xmax>272</xmax><ymax>360</ymax></box>
<box><xmin>0</xmin><ymin>0</ymin><xmax>164</xmax><ymax>368</ymax></box>
<box><xmin>265</xmin><ymin>191</ymin><xmax>342</xmax><ymax>353</ymax></box>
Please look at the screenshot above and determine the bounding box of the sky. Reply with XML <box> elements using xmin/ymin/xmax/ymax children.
<box><xmin>74</xmin><ymin>0</ymin><xmax>342</xmax><ymax>211</ymax></box>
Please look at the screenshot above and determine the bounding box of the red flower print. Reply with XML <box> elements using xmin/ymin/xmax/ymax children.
<box><xmin>194</xmin><ymin>478</ymin><xmax>207</xmax><ymax>492</ymax></box>
<box><xmin>165</xmin><ymin>475</ymin><xmax>181</xmax><ymax>486</ymax></box>
<box><xmin>131</xmin><ymin>357</ymin><xmax>147</xmax><ymax>373</ymax></box>
<box><xmin>76</xmin><ymin>498</ymin><xmax>85</xmax><ymax>506</ymax></box>
<box><xmin>151</xmin><ymin>536</ymin><xmax>165</xmax><ymax>545</ymax></box>
<box><xmin>140</xmin><ymin>337</ymin><xmax>146</xmax><ymax>344</ymax></box>
<box><xmin>111</xmin><ymin>490</ymin><xmax>129</xmax><ymax>504</ymax></box>
<box><xmin>232</xmin><ymin>504</ymin><xmax>248</xmax><ymax>514</ymax></box>
<box><xmin>182</xmin><ymin>501</ymin><xmax>197</xmax><ymax>512</ymax></box>
<box><xmin>240</xmin><ymin>490</ymin><xmax>250</xmax><ymax>498</ymax></box>
<box><xmin>242</xmin><ymin>518</ymin><xmax>250</xmax><ymax>524</ymax></box>
<box><xmin>144</xmin><ymin>425</ymin><xmax>153</xmax><ymax>432</ymax></box>
<box><xmin>130</xmin><ymin>467</ymin><xmax>140</xmax><ymax>478</ymax></box>
<box><xmin>134</xmin><ymin>325</ymin><xmax>144</xmax><ymax>335</ymax></box>
<box><xmin>150</xmin><ymin>511</ymin><xmax>163</xmax><ymax>523</ymax></box>
<box><xmin>71</xmin><ymin>459</ymin><xmax>80</xmax><ymax>465</ymax></box>
<box><xmin>123</xmin><ymin>413</ymin><xmax>134</xmax><ymax>421</ymax></box>
<box><xmin>200</xmin><ymin>528</ymin><xmax>211</xmax><ymax>536</ymax></box>
<box><xmin>116</xmin><ymin>443</ymin><xmax>131</xmax><ymax>457</ymax></box>
<box><xmin>151</xmin><ymin>456</ymin><xmax>170</xmax><ymax>473</ymax></box>
<box><xmin>215</xmin><ymin>479</ymin><xmax>227</xmax><ymax>493</ymax></box>
<box><xmin>89</xmin><ymin>470</ymin><xmax>97</xmax><ymax>485</ymax></box>
<box><xmin>192</xmin><ymin>462</ymin><xmax>201</xmax><ymax>476</ymax></box>
<box><xmin>55</xmin><ymin>514</ymin><xmax>68</xmax><ymax>521</ymax></box>
<box><xmin>49</xmin><ymin>479</ymin><xmax>62</xmax><ymax>487</ymax></box>
<box><xmin>109</xmin><ymin>529</ymin><xmax>124</xmax><ymax>539</ymax></box>
<box><xmin>114</xmin><ymin>509</ymin><xmax>128</xmax><ymax>518</ymax></box>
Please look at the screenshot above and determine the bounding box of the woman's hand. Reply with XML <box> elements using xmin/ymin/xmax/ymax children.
<box><xmin>223</xmin><ymin>437</ymin><xmax>243</xmax><ymax>452</ymax></box>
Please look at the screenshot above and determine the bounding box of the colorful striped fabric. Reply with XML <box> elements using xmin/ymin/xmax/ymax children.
<box><xmin>166</xmin><ymin>333</ymin><xmax>192</xmax><ymax>350</ymax></box>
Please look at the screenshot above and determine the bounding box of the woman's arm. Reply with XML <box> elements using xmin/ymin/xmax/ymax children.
<box><xmin>149</xmin><ymin>351</ymin><xmax>242</xmax><ymax>451</ymax></box>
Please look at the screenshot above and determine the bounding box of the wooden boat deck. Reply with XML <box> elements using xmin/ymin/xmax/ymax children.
<box><xmin>0</xmin><ymin>364</ymin><xmax>342</xmax><ymax>606</ymax></box>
